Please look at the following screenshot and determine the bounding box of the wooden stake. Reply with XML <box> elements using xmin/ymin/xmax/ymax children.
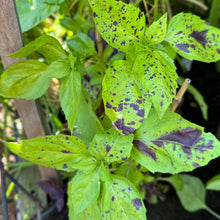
<box><xmin>170</xmin><ymin>78</ymin><xmax>191</xmax><ymax>112</ymax></box>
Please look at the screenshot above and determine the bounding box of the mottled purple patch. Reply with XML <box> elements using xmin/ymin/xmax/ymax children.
<box><xmin>133</xmin><ymin>140</ymin><xmax>157</xmax><ymax>161</ymax></box>
<box><xmin>189</xmin><ymin>29</ymin><xmax>208</xmax><ymax>48</ymax></box>
<box><xmin>131</xmin><ymin>198</ymin><xmax>143</xmax><ymax>211</ymax></box>
<box><xmin>105</xmin><ymin>210</ymin><xmax>110</xmax><ymax>214</ymax></box>
<box><xmin>106</xmin><ymin>144</ymin><xmax>112</xmax><ymax>153</ymax></box>
<box><xmin>61</xmin><ymin>150</ymin><xmax>71</xmax><ymax>153</ymax></box>
<box><xmin>182</xmin><ymin>146</ymin><xmax>192</xmax><ymax>155</ymax></box>
<box><xmin>128</xmin><ymin>121</ymin><xmax>135</xmax><ymax>125</ymax></box>
<box><xmin>122</xmin><ymin>157</ymin><xmax>128</xmax><ymax>161</ymax></box>
<box><xmin>130</xmin><ymin>103</ymin><xmax>139</xmax><ymax>110</ymax></box>
<box><xmin>194</xmin><ymin>140</ymin><xmax>214</xmax><ymax>153</ymax></box>
<box><xmin>109</xmin><ymin>154</ymin><xmax>113</xmax><ymax>157</ymax></box>
<box><xmin>63</xmin><ymin>164</ymin><xmax>68</xmax><ymax>169</ymax></box>
<box><xmin>112</xmin><ymin>196</ymin><xmax>115</xmax><ymax>201</ymax></box>
<box><xmin>192</xmin><ymin>162</ymin><xmax>200</xmax><ymax>168</ymax></box>
<box><xmin>128</xmin><ymin>187</ymin><xmax>132</xmax><ymax>191</ymax></box>
<box><xmin>65</xmin><ymin>136</ymin><xmax>69</xmax><ymax>140</ymax></box>
<box><xmin>156</xmin><ymin>127</ymin><xmax>201</xmax><ymax>147</ymax></box>
<box><xmin>176</xmin><ymin>43</ymin><xmax>190</xmax><ymax>53</ymax></box>
<box><xmin>106</xmin><ymin>102</ymin><xmax>112</xmax><ymax>109</ymax></box>
<box><xmin>114</xmin><ymin>118</ymin><xmax>135</xmax><ymax>135</ymax></box>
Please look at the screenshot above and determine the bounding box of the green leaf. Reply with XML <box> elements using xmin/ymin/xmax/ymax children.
<box><xmin>0</xmin><ymin>59</ymin><xmax>70</xmax><ymax>99</ymax></box>
<box><xmin>16</xmin><ymin>0</ymin><xmax>60</xmax><ymax>32</ymax></box>
<box><xmin>59</xmin><ymin>70</ymin><xmax>81</xmax><ymax>132</ymax></box>
<box><xmin>133</xmin><ymin>50</ymin><xmax>178</xmax><ymax>117</ymax></box>
<box><xmin>165</xmin><ymin>12</ymin><xmax>220</xmax><ymax>62</ymax></box>
<box><xmin>6</xmin><ymin>135</ymin><xmax>96</xmax><ymax>172</ymax></box>
<box><xmin>143</xmin><ymin>13</ymin><xmax>167</xmax><ymax>46</ymax></box>
<box><xmin>178</xmin><ymin>77</ymin><xmax>208</xmax><ymax>120</ymax></box>
<box><xmin>177</xmin><ymin>174</ymin><xmax>220</xmax><ymax>219</ymax></box>
<box><xmin>177</xmin><ymin>174</ymin><xmax>207</xmax><ymax>211</ymax></box>
<box><xmin>68</xmin><ymin>201</ymin><xmax>102</xmax><ymax>220</ymax></box>
<box><xmin>74</xmin><ymin>88</ymin><xmax>104</xmax><ymax>146</ymax></box>
<box><xmin>132</xmin><ymin>109</ymin><xmax>220</xmax><ymax>174</ymax></box>
<box><xmin>100</xmin><ymin>174</ymin><xmax>146</xmax><ymax>220</ymax></box>
<box><xmin>9</xmin><ymin>35</ymin><xmax>67</xmax><ymax>63</ymax></box>
<box><xmin>67</xmin><ymin>33</ymin><xmax>97</xmax><ymax>59</ymax></box>
<box><xmin>67</xmin><ymin>169</ymin><xmax>100</xmax><ymax>214</ymax></box>
<box><xmin>103</xmin><ymin>60</ymin><xmax>146</xmax><ymax>135</ymax></box>
<box><xmin>89</xmin><ymin>128</ymin><xmax>134</xmax><ymax>163</ymax></box>
<box><xmin>89</xmin><ymin>0</ymin><xmax>146</xmax><ymax>53</ymax></box>
<box><xmin>157</xmin><ymin>174</ymin><xmax>183</xmax><ymax>191</ymax></box>
<box><xmin>0</xmin><ymin>60</ymin><xmax>48</xmax><ymax>99</ymax></box>
<box><xmin>206</xmin><ymin>174</ymin><xmax>220</xmax><ymax>191</ymax></box>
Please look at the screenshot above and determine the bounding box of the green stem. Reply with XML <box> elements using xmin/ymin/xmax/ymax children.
<box><xmin>205</xmin><ymin>206</ymin><xmax>220</xmax><ymax>219</ymax></box>
<box><xmin>209</xmin><ymin>0</ymin><xmax>220</xmax><ymax>27</ymax></box>
<box><xmin>154</xmin><ymin>0</ymin><xmax>159</xmax><ymax>17</ymax></box>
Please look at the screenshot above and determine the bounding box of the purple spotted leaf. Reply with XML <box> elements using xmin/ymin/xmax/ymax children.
<box><xmin>67</xmin><ymin>169</ymin><xmax>100</xmax><ymax>215</ymax></box>
<box><xmin>89</xmin><ymin>0</ymin><xmax>145</xmax><ymax>53</ymax></box>
<box><xmin>143</xmin><ymin>13</ymin><xmax>167</xmax><ymax>46</ymax></box>
<box><xmin>133</xmin><ymin>50</ymin><xmax>178</xmax><ymax>117</ymax></box>
<box><xmin>100</xmin><ymin>174</ymin><xmax>146</xmax><ymax>220</ymax></box>
<box><xmin>132</xmin><ymin>109</ymin><xmax>220</xmax><ymax>174</ymax></box>
<box><xmin>6</xmin><ymin>135</ymin><xmax>97</xmax><ymax>172</ymax></box>
<box><xmin>88</xmin><ymin>128</ymin><xmax>134</xmax><ymax>163</ymax></box>
<box><xmin>103</xmin><ymin>60</ymin><xmax>150</xmax><ymax>135</ymax></box>
<box><xmin>165</xmin><ymin>13</ymin><xmax>220</xmax><ymax>62</ymax></box>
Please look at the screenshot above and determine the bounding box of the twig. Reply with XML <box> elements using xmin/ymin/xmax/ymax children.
<box><xmin>170</xmin><ymin>78</ymin><xmax>191</xmax><ymax>112</ymax></box>
<box><xmin>95</xmin><ymin>26</ymin><xmax>103</xmax><ymax>57</ymax></box>
<box><xmin>143</xmin><ymin>0</ymin><xmax>151</xmax><ymax>24</ymax></box>
<box><xmin>165</xmin><ymin>0</ymin><xmax>172</xmax><ymax>20</ymax></box>
<box><xmin>184</xmin><ymin>0</ymin><xmax>208</xmax><ymax>11</ymax></box>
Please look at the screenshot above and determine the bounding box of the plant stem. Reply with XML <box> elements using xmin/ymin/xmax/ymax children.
<box><xmin>205</xmin><ymin>206</ymin><xmax>220</xmax><ymax>219</ymax></box>
<box><xmin>154</xmin><ymin>0</ymin><xmax>159</xmax><ymax>17</ymax></box>
<box><xmin>209</xmin><ymin>0</ymin><xmax>220</xmax><ymax>27</ymax></box>
<box><xmin>143</xmin><ymin>0</ymin><xmax>151</xmax><ymax>24</ymax></box>
<box><xmin>184</xmin><ymin>0</ymin><xmax>208</xmax><ymax>11</ymax></box>
<box><xmin>95</xmin><ymin>26</ymin><xmax>103</xmax><ymax>57</ymax></box>
<box><xmin>165</xmin><ymin>0</ymin><xmax>172</xmax><ymax>20</ymax></box>
<box><xmin>170</xmin><ymin>78</ymin><xmax>191</xmax><ymax>112</ymax></box>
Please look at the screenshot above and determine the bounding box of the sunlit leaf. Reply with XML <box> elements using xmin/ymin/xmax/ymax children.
<box><xmin>89</xmin><ymin>128</ymin><xmax>134</xmax><ymax>163</ymax></box>
<box><xmin>89</xmin><ymin>0</ymin><xmax>145</xmax><ymax>53</ymax></box>
<box><xmin>9</xmin><ymin>35</ymin><xmax>67</xmax><ymax>63</ymax></box>
<box><xmin>67</xmin><ymin>169</ymin><xmax>100</xmax><ymax>214</ymax></box>
<box><xmin>132</xmin><ymin>109</ymin><xmax>220</xmax><ymax>174</ymax></box>
<box><xmin>143</xmin><ymin>13</ymin><xmax>167</xmax><ymax>46</ymax></box>
<box><xmin>0</xmin><ymin>59</ymin><xmax>70</xmax><ymax>99</ymax></box>
<box><xmin>6</xmin><ymin>135</ymin><xmax>96</xmax><ymax>172</ymax></box>
<box><xmin>133</xmin><ymin>50</ymin><xmax>178</xmax><ymax>117</ymax></box>
<box><xmin>60</xmin><ymin>70</ymin><xmax>81</xmax><ymax>132</ymax></box>
<box><xmin>103</xmin><ymin>60</ymin><xmax>147</xmax><ymax>135</ymax></box>
<box><xmin>100</xmin><ymin>174</ymin><xmax>146</xmax><ymax>220</ymax></box>
<box><xmin>165</xmin><ymin>13</ymin><xmax>220</xmax><ymax>62</ymax></box>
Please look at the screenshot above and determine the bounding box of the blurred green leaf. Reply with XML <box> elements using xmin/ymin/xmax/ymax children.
<box><xmin>16</xmin><ymin>0</ymin><xmax>60</xmax><ymax>32</ymax></box>
<box><xmin>206</xmin><ymin>174</ymin><xmax>220</xmax><ymax>191</ymax></box>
